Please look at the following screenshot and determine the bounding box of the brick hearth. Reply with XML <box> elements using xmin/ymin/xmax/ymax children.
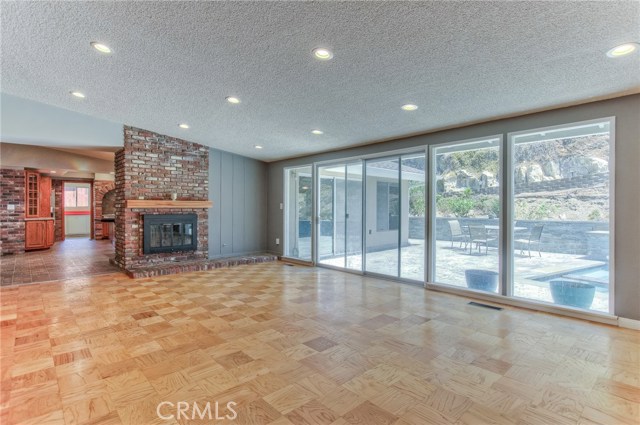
<box><xmin>113</xmin><ymin>254</ymin><xmax>278</xmax><ymax>278</ymax></box>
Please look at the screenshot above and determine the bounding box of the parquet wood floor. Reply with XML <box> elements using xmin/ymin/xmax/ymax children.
<box><xmin>0</xmin><ymin>262</ymin><xmax>638</xmax><ymax>425</ymax></box>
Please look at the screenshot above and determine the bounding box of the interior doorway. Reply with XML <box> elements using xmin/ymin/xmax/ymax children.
<box><xmin>62</xmin><ymin>181</ymin><xmax>93</xmax><ymax>238</ymax></box>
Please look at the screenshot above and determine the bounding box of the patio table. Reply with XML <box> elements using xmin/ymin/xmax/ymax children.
<box><xmin>484</xmin><ymin>225</ymin><xmax>527</xmax><ymax>232</ymax></box>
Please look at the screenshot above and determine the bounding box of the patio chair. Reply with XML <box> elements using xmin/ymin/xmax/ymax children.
<box><xmin>516</xmin><ymin>224</ymin><xmax>544</xmax><ymax>257</ymax></box>
<box><xmin>448</xmin><ymin>220</ymin><xmax>469</xmax><ymax>248</ymax></box>
<box><xmin>468</xmin><ymin>225</ymin><xmax>496</xmax><ymax>254</ymax></box>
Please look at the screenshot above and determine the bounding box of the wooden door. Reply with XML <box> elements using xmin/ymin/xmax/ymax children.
<box><xmin>46</xmin><ymin>220</ymin><xmax>55</xmax><ymax>247</ymax></box>
<box><xmin>39</xmin><ymin>176</ymin><xmax>52</xmax><ymax>218</ymax></box>
<box><xmin>25</xmin><ymin>220</ymin><xmax>46</xmax><ymax>250</ymax></box>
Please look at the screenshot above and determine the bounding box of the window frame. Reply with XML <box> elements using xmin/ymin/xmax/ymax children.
<box><xmin>506</xmin><ymin>116</ymin><xmax>615</xmax><ymax>314</ymax></box>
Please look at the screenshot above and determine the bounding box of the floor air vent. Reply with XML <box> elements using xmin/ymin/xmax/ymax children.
<box><xmin>468</xmin><ymin>301</ymin><xmax>503</xmax><ymax>310</ymax></box>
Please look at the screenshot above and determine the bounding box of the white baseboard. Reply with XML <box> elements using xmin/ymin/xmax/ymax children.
<box><xmin>618</xmin><ymin>317</ymin><xmax>640</xmax><ymax>330</ymax></box>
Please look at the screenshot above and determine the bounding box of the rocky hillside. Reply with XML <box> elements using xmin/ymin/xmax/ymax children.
<box><xmin>436</xmin><ymin>135</ymin><xmax>610</xmax><ymax>221</ymax></box>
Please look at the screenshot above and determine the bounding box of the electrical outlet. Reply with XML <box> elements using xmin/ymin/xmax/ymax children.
<box><xmin>275</xmin><ymin>238</ymin><xmax>280</xmax><ymax>245</ymax></box>
<box><xmin>279</xmin><ymin>203</ymin><xmax>283</xmax><ymax>210</ymax></box>
<box><xmin>7</xmin><ymin>204</ymin><xmax>15</xmax><ymax>211</ymax></box>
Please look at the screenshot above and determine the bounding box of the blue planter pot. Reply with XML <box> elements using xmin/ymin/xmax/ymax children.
<box><xmin>465</xmin><ymin>269</ymin><xmax>499</xmax><ymax>292</ymax></box>
<box><xmin>550</xmin><ymin>280</ymin><xmax>595</xmax><ymax>309</ymax></box>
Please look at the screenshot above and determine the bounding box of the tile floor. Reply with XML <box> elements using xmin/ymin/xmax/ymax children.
<box><xmin>0</xmin><ymin>262</ymin><xmax>638</xmax><ymax>424</ymax></box>
<box><xmin>0</xmin><ymin>238</ymin><xmax>119</xmax><ymax>286</ymax></box>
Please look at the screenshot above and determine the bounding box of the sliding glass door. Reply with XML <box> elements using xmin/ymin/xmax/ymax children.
<box><xmin>364</xmin><ymin>153</ymin><xmax>426</xmax><ymax>281</ymax></box>
<box><xmin>365</xmin><ymin>158</ymin><xmax>400</xmax><ymax>276</ymax></box>
<box><xmin>317</xmin><ymin>162</ymin><xmax>363</xmax><ymax>271</ymax></box>
<box><xmin>284</xmin><ymin>117</ymin><xmax>614</xmax><ymax>317</ymax></box>
<box><xmin>284</xmin><ymin>166</ymin><xmax>313</xmax><ymax>261</ymax></box>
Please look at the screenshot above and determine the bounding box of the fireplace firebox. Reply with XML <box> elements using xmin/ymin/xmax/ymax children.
<box><xmin>143</xmin><ymin>214</ymin><xmax>197</xmax><ymax>254</ymax></box>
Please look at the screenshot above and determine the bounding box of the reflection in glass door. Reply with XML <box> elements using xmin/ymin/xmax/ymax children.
<box><xmin>365</xmin><ymin>158</ymin><xmax>400</xmax><ymax>277</ymax></box>
<box><xmin>401</xmin><ymin>154</ymin><xmax>426</xmax><ymax>280</ymax></box>
<box><xmin>364</xmin><ymin>153</ymin><xmax>426</xmax><ymax>280</ymax></box>
<box><xmin>317</xmin><ymin>162</ymin><xmax>362</xmax><ymax>271</ymax></box>
<box><xmin>284</xmin><ymin>166</ymin><xmax>313</xmax><ymax>261</ymax></box>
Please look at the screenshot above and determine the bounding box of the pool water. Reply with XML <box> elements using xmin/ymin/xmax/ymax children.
<box><xmin>535</xmin><ymin>265</ymin><xmax>609</xmax><ymax>287</ymax></box>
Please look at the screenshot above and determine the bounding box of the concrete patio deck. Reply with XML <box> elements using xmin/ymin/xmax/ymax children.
<box><xmin>314</xmin><ymin>238</ymin><xmax>609</xmax><ymax>313</ymax></box>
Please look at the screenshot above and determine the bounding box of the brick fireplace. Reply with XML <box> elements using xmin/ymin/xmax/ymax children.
<box><xmin>113</xmin><ymin>126</ymin><xmax>209</xmax><ymax>272</ymax></box>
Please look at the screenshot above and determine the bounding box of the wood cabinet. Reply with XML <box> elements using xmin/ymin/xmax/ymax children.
<box><xmin>25</xmin><ymin>220</ymin><xmax>47</xmax><ymax>250</ymax></box>
<box><xmin>24</xmin><ymin>171</ymin><xmax>55</xmax><ymax>251</ymax></box>
<box><xmin>39</xmin><ymin>176</ymin><xmax>52</xmax><ymax>217</ymax></box>
<box><xmin>25</xmin><ymin>171</ymin><xmax>39</xmax><ymax>218</ymax></box>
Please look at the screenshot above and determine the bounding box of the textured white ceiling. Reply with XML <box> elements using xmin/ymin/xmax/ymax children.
<box><xmin>2</xmin><ymin>1</ymin><xmax>639</xmax><ymax>162</ymax></box>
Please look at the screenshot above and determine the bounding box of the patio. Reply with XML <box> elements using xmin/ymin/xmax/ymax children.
<box><xmin>315</xmin><ymin>238</ymin><xmax>609</xmax><ymax>313</ymax></box>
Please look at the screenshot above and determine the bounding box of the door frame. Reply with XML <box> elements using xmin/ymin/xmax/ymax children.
<box><xmin>59</xmin><ymin>179</ymin><xmax>94</xmax><ymax>240</ymax></box>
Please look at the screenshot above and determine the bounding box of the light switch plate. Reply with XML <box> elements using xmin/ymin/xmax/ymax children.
<box><xmin>7</xmin><ymin>204</ymin><xmax>15</xmax><ymax>211</ymax></box>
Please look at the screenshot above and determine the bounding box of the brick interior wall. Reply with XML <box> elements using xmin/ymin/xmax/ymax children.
<box><xmin>114</xmin><ymin>126</ymin><xmax>209</xmax><ymax>271</ymax></box>
<box><xmin>94</xmin><ymin>180</ymin><xmax>115</xmax><ymax>239</ymax></box>
<box><xmin>53</xmin><ymin>180</ymin><xmax>63</xmax><ymax>241</ymax></box>
<box><xmin>0</xmin><ymin>169</ymin><xmax>25</xmax><ymax>255</ymax></box>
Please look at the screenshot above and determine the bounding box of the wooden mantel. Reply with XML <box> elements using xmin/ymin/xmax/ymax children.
<box><xmin>125</xmin><ymin>200</ymin><xmax>212</xmax><ymax>209</ymax></box>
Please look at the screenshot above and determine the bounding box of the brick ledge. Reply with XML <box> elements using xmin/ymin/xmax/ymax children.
<box><xmin>110</xmin><ymin>254</ymin><xmax>277</xmax><ymax>278</ymax></box>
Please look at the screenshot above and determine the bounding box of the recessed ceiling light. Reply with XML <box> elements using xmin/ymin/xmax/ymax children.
<box><xmin>312</xmin><ymin>47</ymin><xmax>333</xmax><ymax>60</ymax></box>
<box><xmin>254</xmin><ymin>145</ymin><xmax>263</xmax><ymax>149</ymax></box>
<box><xmin>311</xmin><ymin>130</ymin><xmax>324</xmax><ymax>135</ymax></box>
<box><xmin>178</xmin><ymin>123</ymin><xmax>189</xmax><ymax>129</ymax></box>
<box><xmin>50</xmin><ymin>171</ymin><xmax>57</xmax><ymax>174</ymax></box>
<box><xmin>70</xmin><ymin>91</ymin><xmax>85</xmax><ymax>98</ymax></box>
<box><xmin>401</xmin><ymin>104</ymin><xmax>418</xmax><ymax>111</ymax></box>
<box><xmin>226</xmin><ymin>96</ymin><xmax>241</xmax><ymax>104</ymax></box>
<box><xmin>90</xmin><ymin>42</ymin><xmax>112</xmax><ymax>54</ymax></box>
<box><xmin>606</xmin><ymin>43</ymin><xmax>639</xmax><ymax>58</ymax></box>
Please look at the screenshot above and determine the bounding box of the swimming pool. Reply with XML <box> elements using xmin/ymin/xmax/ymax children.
<box><xmin>534</xmin><ymin>265</ymin><xmax>609</xmax><ymax>286</ymax></box>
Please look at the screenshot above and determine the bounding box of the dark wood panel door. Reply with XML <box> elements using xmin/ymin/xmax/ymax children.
<box><xmin>46</xmin><ymin>220</ymin><xmax>55</xmax><ymax>247</ymax></box>
<box><xmin>25</xmin><ymin>220</ymin><xmax>47</xmax><ymax>250</ymax></box>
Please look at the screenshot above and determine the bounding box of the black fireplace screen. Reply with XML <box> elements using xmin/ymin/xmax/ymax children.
<box><xmin>143</xmin><ymin>214</ymin><xmax>197</xmax><ymax>254</ymax></box>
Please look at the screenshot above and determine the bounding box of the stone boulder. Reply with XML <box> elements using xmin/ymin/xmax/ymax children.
<box><xmin>541</xmin><ymin>161</ymin><xmax>561</xmax><ymax>179</ymax></box>
<box><xmin>560</xmin><ymin>156</ymin><xmax>608</xmax><ymax>178</ymax></box>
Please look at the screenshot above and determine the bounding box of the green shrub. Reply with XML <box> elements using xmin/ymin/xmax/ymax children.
<box><xmin>438</xmin><ymin>189</ymin><xmax>475</xmax><ymax>217</ymax></box>
<box><xmin>478</xmin><ymin>196</ymin><xmax>501</xmax><ymax>218</ymax></box>
<box><xmin>515</xmin><ymin>199</ymin><xmax>557</xmax><ymax>220</ymax></box>
<box><xmin>588</xmin><ymin>209</ymin><xmax>602</xmax><ymax>221</ymax></box>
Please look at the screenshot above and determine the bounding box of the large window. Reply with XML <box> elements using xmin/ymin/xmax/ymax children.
<box><xmin>432</xmin><ymin>137</ymin><xmax>502</xmax><ymax>293</ymax></box>
<box><xmin>284</xmin><ymin>166</ymin><xmax>312</xmax><ymax>261</ymax></box>
<box><xmin>64</xmin><ymin>186</ymin><xmax>90</xmax><ymax>207</ymax></box>
<box><xmin>509</xmin><ymin>119</ymin><xmax>612</xmax><ymax>313</ymax></box>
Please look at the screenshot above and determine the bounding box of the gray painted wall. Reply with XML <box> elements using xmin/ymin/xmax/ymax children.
<box><xmin>208</xmin><ymin>148</ymin><xmax>267</xmax><ymax>258</ymax></box>
<box><xmin>267</xmin><ymin>94</ymin><xmax>640</xmax><ymax>320</ymax></box>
